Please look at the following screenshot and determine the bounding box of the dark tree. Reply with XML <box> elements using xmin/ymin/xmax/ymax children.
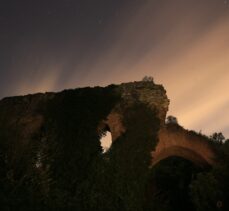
<box><xmin>166</xmin><ymin>115</ymin><xmax>178</xmax><ymax>124</ymax></box>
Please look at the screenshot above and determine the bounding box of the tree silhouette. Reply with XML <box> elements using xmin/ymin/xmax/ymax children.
<box><xmin>166</xmin><ymin>115</ymin><xmax>178</xmax><ymax>124</ymax></box>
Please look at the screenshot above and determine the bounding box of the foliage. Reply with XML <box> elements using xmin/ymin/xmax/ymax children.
<box><xmin>190</xmin><ymin>139</ymin><xmax>229</xmax><ymax>211</ymax></box>
<box><xmin>1</xmin><ymin>86</ymin><xmax>229</xmax><ymax>211</ymax></box>
<box><xmin>142</xmin><ymin>76</ymin><xmax>154</xmax><ymax>82</ymax></box>
<box><xmin>209</xmin><ymin>132</ymin><xmax>225</xmax><ymax>145</ymax></box>
<box><xmin>190</xmin><ymin>172</ymin><xmax>223</xmax><ymax>211</ymax></box>
<box><xmin>0</xmin><ymin>86</ymin><xmax>161</xmax><ymax>210</ymax></box>
<box><xmin>0</xmin><ymin>85</ymin><xmax>121</xmax><ymax>210</ymax></box>
<box><xmin>146</xmin><ymin>157</ymin><xmax>201</xmax><ymax>211</ymax></box>
<box><xmin>166</xmin><ymin>115</ymin><xmax>178</xmax><ymax>124</ymax></box>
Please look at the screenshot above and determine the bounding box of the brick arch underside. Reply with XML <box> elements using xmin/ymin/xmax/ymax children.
<box><xmin>151</xmin><ymin>125</ymin><xmax>217</xmax><ymax>167</ymax></box>
<box><xmin>152</xmin><ymin>146</ymin><xmax>211</xmax><ymax>167</ymax></box>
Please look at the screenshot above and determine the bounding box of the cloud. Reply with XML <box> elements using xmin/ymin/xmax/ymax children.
<box><xmin>1</xmin><ymin>0</ymin><xmax>228</xmax><ymax>137</ymax></box>
<box><xmin>72</xmin><ymin>0</ymin><xmax>229</xmax><ymax>137</ymax></box>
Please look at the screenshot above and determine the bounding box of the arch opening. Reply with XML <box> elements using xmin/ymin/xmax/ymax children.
<box><xmin>100</xmin><ymin>131</ymin><xmax>112</xmax><ymax>153</ymax></box>
<box><xmin>146</xmin><ymin>156</ymin><xmax>203</xmax><ymax>211</ymax></box>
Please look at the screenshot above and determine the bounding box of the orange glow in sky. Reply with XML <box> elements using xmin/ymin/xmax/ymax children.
<box><xmin>1</xmin><ymin>0</ymin><xmax>228</xmax><ymax>137</ymax></box>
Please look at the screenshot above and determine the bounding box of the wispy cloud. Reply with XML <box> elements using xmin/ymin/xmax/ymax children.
<box><xmin>1</xmin><ymin>0</ymin><xmax>228</xmax><ymax>137</ymax></box>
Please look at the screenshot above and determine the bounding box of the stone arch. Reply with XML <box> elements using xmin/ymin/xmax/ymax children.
<box><xmin>97</xmin><ymin>111</ymin><xmax>125</xmax><ymax>141</ymax></box>
<box><xmin>152</xmin><ymin>124</ymin><xmax>217</xmax><ymax>167</ymax></box>
<box><xmin>152</xmin><ymin>146</ymin><xmax>211</xmax><ymax>167</ymax></box>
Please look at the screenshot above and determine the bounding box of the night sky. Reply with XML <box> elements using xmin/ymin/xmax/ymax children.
<box><xmin>0</xmin><ymin>0</ymin><xmax>229</xmax><ymax>137</ymax></box>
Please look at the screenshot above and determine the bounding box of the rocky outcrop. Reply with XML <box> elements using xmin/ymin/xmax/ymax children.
<box><xmin>0</xmin><ymin>79</ymin><xmax>219</xmax><ymax>210</ymax></box>
<box><xmin>0</xmin><ymin>80</ymin><xmax>217</xmax><ymax>167</ymax></box>
<box><xmin>97</xmin><ymin>81</ymin><xmax>169</xmax><ymax>141</ymax></box>
<box><xmin>118</xmin><ymin>81</ymin><xmax>169</xmax><ymax>121</ymax></box>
